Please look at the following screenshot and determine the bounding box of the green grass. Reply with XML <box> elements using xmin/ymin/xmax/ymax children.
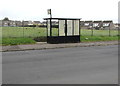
<box><xmin>1</xmin><ymin>27</ymin><xmax>118</xmax><ymax>37</ymax></box>
<box><xmin>81</xmin><ymin>29</ymin><xmax>118</xmax><ymax>36</ymax></box>
<box><xmin>2</xmin><ymin>37</ymin><xmax>36</xmax><ymax>45</ymax></box>
<box><xmin>81</xmin><ymin>36</ymin><xmax>118</xmax><ymax>42</ymax></box>
<box><xmin>1</xmin><ymin>27</ymin><xmax>47</xmax><ymax>37</ymax></box>
<box><xmin>1</xmin><ymin>36</ymin><xmax>118</xmax><ymax>45</ymax></box>
<box><xmin>0</xmin><ymin>27</ymin><xmax>119</xmax><ymax>45</ymax></box>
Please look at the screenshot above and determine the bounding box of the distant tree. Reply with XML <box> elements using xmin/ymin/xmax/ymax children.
<box><xmin>3</xmin><ymin>17</ymin><xmax>9</xmax><ymax>21</ymax></box>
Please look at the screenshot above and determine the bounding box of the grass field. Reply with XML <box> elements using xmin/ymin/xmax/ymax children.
<box><xmin>1</xmin><ymin>27</ymin><xmax>47</xmax><ymax>37</ymax></box>
<box><xmin>81</xmin><ymin>36</ymin><xmax>118</xmax><ymax>42</ymax></box>
<box><xmin>1</xmin><ymin>27</ymin><xmax>118</xmax><ymax>37</ymax></box>
<box><xmin>81</xmin><ymin>29</ymin><xmax>118</xmax><ymax>36</ymax></box>
<box><xmin>0</xmin><ymin>27</ymin><xmax>119</xmax><ymax>45</ymax></box>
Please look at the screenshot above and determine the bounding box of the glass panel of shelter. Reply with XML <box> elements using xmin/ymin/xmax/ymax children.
<box><xmin>48</xmin><ymin>19</ymin><xmax>80</xmax><ymax>37</ymax></box>
<box><xmin>74</xmin><ymin>20</ymin><xmax>79</xmax><ymax>35</ymax></box>
<box><xmin>51</xmin><ymin>20</ymin><xmax>58</xmax><ymax>36</ymax></box>
<box><xmin>67</xmin><ymin>20</ymin><xmax>73</xmax><ymax>36</ymax></box>
<box><xmin>47</xmin><ymin>19</ymin><xmax>50</xmax><ymax>36</ymax></box>
<box><xmin>47</xmin><ymin>19</ymin><xmax>59</xmax><ymax>36</ymax></box>
<box><xmin>58</xmin><ymin>20</ymin><xmax>79</xmax><ymax>36</ymax></box>
<box><xmin>59</xmin><ymin>20</ymin><xmax>65</xmax><ymax>36</ymax></box>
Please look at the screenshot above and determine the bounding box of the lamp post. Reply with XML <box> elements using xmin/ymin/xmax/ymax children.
<box><xmin>47</xmin><ymin>9</ymin><xmax>52</xmax><ymax>36</ymax></box>
<box><xmin>47</xmin><ymin>9</ymin><xmax>52</xmax><ymax>18</ymax></box>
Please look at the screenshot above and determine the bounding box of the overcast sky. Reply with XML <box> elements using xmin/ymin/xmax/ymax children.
<box><xmin>0</xmin><ymin>0</ymin><xmax>119</xmax><ymax>23</ymax></box>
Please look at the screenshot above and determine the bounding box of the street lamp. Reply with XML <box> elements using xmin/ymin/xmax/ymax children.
<box><xmin>47</xmin><ymin>9</ymin><xmax>52</xmax><ymax>18</ymax></box>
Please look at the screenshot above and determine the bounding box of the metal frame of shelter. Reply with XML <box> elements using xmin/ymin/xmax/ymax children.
<box><xmin>44</xmin><ymin>18</ymin><xmax>81</xmax><ymax>44</ymax></box>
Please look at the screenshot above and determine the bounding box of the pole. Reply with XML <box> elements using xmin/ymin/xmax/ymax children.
<box><xmin>79</xmin><ymin>20</ymin><xmax>81</xmax><ymax>42</ymax></box>
<box><xmin>92</xmin><ymin>28</ymin><xmax>93</xmax><ymax>36</ymax></box>
<box><xmin>22</xmin><ymin>20</ymin><xmax>24</xmax><ymax>38</ymax></box>
<box><xmin>50</xmin><ymin>12</ymin><xmax>52</xmax><ymax>18</ymax></box>
<box><xmin>50</xmin><ymin>18</ymin><xmax>52</xmax><ymax>36</ymax></box>
<box><xmin>50</xmin><ymin>9</ymin><xmax>52</xmax><ymax>18</ymax></box>
<box><xmin>109</xmin><ymin>24</ymin><xmax>110</xmax><ymax>37</ymax></box>
<box><xmin>90</xmin><ymin>25</ymin><xmax>93</xmax><ymax>36</ymax></box>
<box><xmin>48</xmin><ymin>9</ymin><xmax>52</xmax><ymax>18</ymax></box>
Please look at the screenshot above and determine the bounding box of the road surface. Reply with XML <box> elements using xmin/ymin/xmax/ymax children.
<box><xmin>2</xmin><ymin>45</ymin><xmax>118</xmax><ymax>84</ymax></box>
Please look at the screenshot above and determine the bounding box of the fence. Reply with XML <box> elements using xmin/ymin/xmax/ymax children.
<box><xmin>2</xmin><ymin>26</ymin><xmax>47</xmax><ymax>38</ymax></box>
<box><xmin>1</xmin><ymin>26</ymin><xmax>119</xmax><ymax>38</ymax></box>
<box><xmin>1</xmin><ymin>19</ymin><xmax>119</xmax><ymax>38</ymax></box>
<box><xmin>81</xmin><ymin>29</ymin><xmax>118</xmax><ymax>36</ymax></box>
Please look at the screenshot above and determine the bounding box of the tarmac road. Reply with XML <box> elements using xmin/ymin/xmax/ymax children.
<box><xmin>2</xmin><ymin>45</ymin><xmax>118</xmax><ymax>84</ymax></box>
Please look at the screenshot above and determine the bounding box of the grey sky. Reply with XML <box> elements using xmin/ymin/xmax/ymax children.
<box><xmin>0</xmin><ymin>0</ymin><xmax>119</xmax><ymax>23</ymax></box>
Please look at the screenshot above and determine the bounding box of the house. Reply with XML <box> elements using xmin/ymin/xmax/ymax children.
<box><xmin>114</xmin><ymin>23</ymin><xmax>120</xmax><ymax>30</ymax></box>
<box><xmin>80</xmin><ymin>21</ymin><xmax>84</xmax><ymax>27</ymax></box>
<box><xmin>22</xmin><ymin>21</ymin><xmax>29</xmax><ymax>26</ymax></box>
<box><xmin>33</xmin><ymin>21</ymin><xmax>41</xmax><ymax>25</ymax></box>
<box><xmin>0</xmin><ymin>20</ymin><xmax>22</xmax><ymax>27</ymax></box>
<box><xmin>28</xmin><ymin>21</ymin><xmax>34</xmax><ymax>25</ymax></box>
<box><xmin>51</xmin><ymin>21</ymin><xmax>58</xmax><ymax>25</ymax></box>
<box><xmin>84</xmin><ymin>21</ymin><xmax>93</xmax><ymax>26</ymax></box>
<box><xmin>2</xmin><ymin>20</ymin><xmax>10</xmax><ymax>26</ymax></box>
<box><xmin>93</xmin><ymin>21</ymin><xmax>103</xmax><ymax>30</ymax></box>
<box><xmin>15</xmin><ymin>21</ymin><xmax>22</xmax><ymax>26</ymax></box>
<box><xmin>102</xmin><ymin>20</ymin><xmax>115</xmax><ymax>30</ymax></box>
<box><xmin>9</xmin><ymin>20</ymin><xmax>16</xmax><ymax>26</ymax></box>
<box><xmin>82</xmin><ymin>21</ymin><xmax>93</xmax><ymax>29</ymax></box>
<box><xmin>41</xmin><ymin>21</ymin><xmax>47</xmax><ymax>25</ymax></box>
<box><xmin>0</xmin><ymin>20</ymin><xmax>2</xmax><ymax>26</ymax></box>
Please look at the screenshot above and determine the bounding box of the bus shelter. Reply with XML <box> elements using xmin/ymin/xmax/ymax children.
<box><xmin>44</xmin><ymin>18</ymin><xmax>81</xmax><ymax>44</ymax></box>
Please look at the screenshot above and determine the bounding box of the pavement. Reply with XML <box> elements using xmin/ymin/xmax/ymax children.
<box><xmin>1</xmin><ymin>41</ymin><xmax>118</xmax><ymax>52</ymax></box>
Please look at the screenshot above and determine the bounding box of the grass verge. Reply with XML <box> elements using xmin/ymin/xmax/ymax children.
<box><xmin>1</xmin><ymin>36</ymin><xmax>118</xmax><ymax>46</ymax></box>
<box><xmin>2</xmin><ymin>37</ymin><xmax>36</xmax><ymax>46</ymax></box>
<box><xmin>81</xmin><ymin>36</ymin><xmax>118</xmax><ymax>42</ymax></box>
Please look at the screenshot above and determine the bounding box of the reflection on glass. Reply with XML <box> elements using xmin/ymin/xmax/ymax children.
<box><xmin>51</xmin><ymin>20</ymin><xmax>59</xmax><ymax>36</ymax></box>
<box><xmin>47</xmin><ymin>20</ymin><xmax>50</xmax><ymax>36</ymax></box>
<box><xmin>52</xmin><ymin>28</ymin><xmax>58</xmax><ymax>36</ymax></box>
<box><xmin>59</xmin><ymin>20</ymin><xmax>65</xmax><ymax>36</ymax></box>
<box><xmin>67</xmin><ymin>20</ymin><xmax>72</xmax><ymax>36</ymax></box>
<box><xmin>74</xmin><ymin>20</ymin><xmax>79</xmax><ymax>35</ymax></box>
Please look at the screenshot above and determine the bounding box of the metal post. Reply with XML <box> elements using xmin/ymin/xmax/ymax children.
<box><xmin>91</xmin><ymin>27</ymin><xmax>93</xmax><ymax>36</ymax></box>
<box><xmin>109</xmin><ymin>24</ymin><xmax>110</xmax><ymax>36</ymax></box>
<box><xmin>65</xmin><ymin>20</ymin><xmax>67</xmax><ymax>36</ymax></box>
<box><xmin>50</xmin><ymin>19</ymin><xmax>52</xmax><ymax>36</ymax></box>
<box><xmin>47</xmin><ymin>9</ymin><xmax>52</xmax><ymax>36</ymax></box>
<box><xmin>50</xmin><ymin>13</ymin><xmax>52</xmax><ymax>18</ymax></box>
<box><xmin>79</xmin><ymin>20</ymin><xmax>80</xmax><ymax>36</ymax></box>
<box><xmin>109</xmin><ymin>27</ymin><xmax>110</xmax><ymax>36</ymax></box>
<box><xmin>79</xmin><ymin>19</ymin><xmax>81</xmax><ymax>42</ymax></box>
<box><xmin>46</xmin><ymin>20</ymin><xmax>48</xmax><ymax>37</ymax></box>
<box><xmin>22</xmin><ymin>20</ymin><xmax>24</xmax><ymax>38</ymax></box>
<box><xmin>58</xmin><ymin>20</ymin><xmax>59</xmax><ymax>36</ymax></box>
<box><xmin>72</xmin><ymin>20</ymin><xmax>74</xmax><ymax>35</ymax></box>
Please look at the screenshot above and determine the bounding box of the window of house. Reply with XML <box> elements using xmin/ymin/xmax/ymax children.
<box><xmin>103</xmin><ymin>23</ymin><xmax>110</xmax><ymax>27</ymax></box>
<box><xmin>84</xmin><ymin>23</ymin><xmax>89</xmax><ymax>26</ymax></box>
